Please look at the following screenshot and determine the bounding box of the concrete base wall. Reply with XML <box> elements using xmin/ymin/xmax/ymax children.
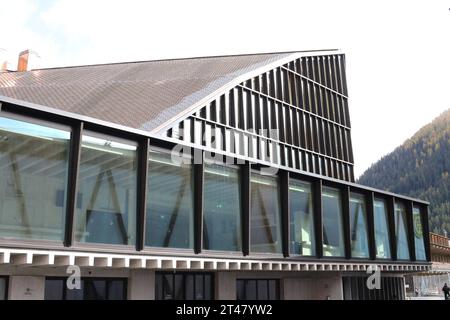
<box><xmin>283</xmin><ymin>273</ymin><xmax>343</xmax><ymax>300</ymax></box>
<box><xmin>8</xmin><ymin>276</ymin><xmax>45</xmax><ymax>300</ymax></box>
<box><xmin>0</xmin><ymin>266</ymin><xmax>407</xmax><ymax>300</ymax></box>
<box><xmin>128</xmin><ymin>270</ymin><xmax>155</xmax><ymax>300</ymax></box>
<box><xmin>216</xmin><ymin>272</ymin><xmax>237</xmax><ymax>300</ymax></box>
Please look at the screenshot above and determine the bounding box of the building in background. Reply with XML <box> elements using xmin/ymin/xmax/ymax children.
<box><xmin>405</xmin><ymin>232</ymin><xmax>450</xmax><ymax>298</ymax></box>
<box><xmin>0</xmin><ymin>50</ymin><xmax>431</xmax><ymax>300</ymax></box>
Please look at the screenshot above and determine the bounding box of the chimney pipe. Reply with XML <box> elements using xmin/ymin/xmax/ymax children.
<box><xmin>17</xmin><ymin>50</ymin><xmax>29</xmax><ymax>72</ymax></box>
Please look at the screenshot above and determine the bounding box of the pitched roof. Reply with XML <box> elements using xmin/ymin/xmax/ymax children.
<box><xmin>0</xmin><ymin>50</ymin><xmax>338</xmax><ymax>133</ymax></box>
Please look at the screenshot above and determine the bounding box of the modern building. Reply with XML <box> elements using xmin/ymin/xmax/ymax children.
<box><xmin>0</xmin><ymin>50</ymin><xmax>431</xmax><ymax>300</ymax></box>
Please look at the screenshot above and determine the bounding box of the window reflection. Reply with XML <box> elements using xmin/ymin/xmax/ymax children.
<box><xmin>413</xmin><ymin>206</ymin><xmax>426</xmax><ymax>261</ymax></box>
<box><xmin>289</xmin><ymin>179</ymin><xmax>315</xmax><ymax>255</ymax></box>
<box><xmin>203</xmin><ymin>163</ymin><xmax>241</xmax><ymax>251</ymax></box>
<box><xmin>395</xmin><ymin>202</ymin><xmax>410</xmax><ymax>260</ymax></box>
<box><xmin>322</xmin><ymin>186</ymin><xmax>344</xmax><ymax>257</ymax></box>
<box><xmin>373</xmin><ymin>199</ymin><xmax>391</xmax><ymax>259</ymax></box>
<box><xmin>146</xmin><ymin>150</ymin><xmax>193</xmax><ymax>249</ymax></box>
<box><xmin>75</xmin><ymin>133</ymin><xmax>137</xmax><ymax>245</ymax></box>
<box><xmin>250</xmin><ymin>173</ymin><xmax>282</xmax><ymax>254</ymax></box>
<box><xmin>349</xmin><ymin>193</ymin><xmax>369</xmax><ymax>258</ymax></box>
<box><xmin>0</xmin><ymin>116</ymin><xmax>70</xmax><ymax>241</ymax></box>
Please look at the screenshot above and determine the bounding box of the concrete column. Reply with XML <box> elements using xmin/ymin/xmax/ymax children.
<box><xmin>127</xmin><ymin>269</ymin><xmax>155</xmax><ymax>300</ymax></box>
<box><xmin>216</xmin><ymin>272</ymin><xmax>236</xmax><ymax>300</ymax></box>
<box><xmin>8</xmin><ymin>276</ymin><xmax>45</xmax><ymax>300</ymax></box>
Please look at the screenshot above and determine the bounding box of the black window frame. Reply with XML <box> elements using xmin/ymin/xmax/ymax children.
<box><xmin>155</xmin><ymin>271</ymin><xmax>214</xmax><ymax>300</ymax></box>
<box><xmin>0</xmin><ymin>276</ymin><xmax>8</xmax><ymax>300</ymax></box>
<box><xmin>44</xmin><ymin>277</ymin><xmax>127</xmax><ymax>300</ymax></box>
<box><xmin>236</xmin><ymin>278</ymin><xmax>280</xmax><ymax>300</ymax></box>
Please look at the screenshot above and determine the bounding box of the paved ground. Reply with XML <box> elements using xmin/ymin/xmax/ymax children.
<box><xmin>408</xmin><ymin>296</ymin><xmax>445</xmax><ymax>300</ymax></box>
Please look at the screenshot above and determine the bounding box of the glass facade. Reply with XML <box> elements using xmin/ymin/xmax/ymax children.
<box><xmin>203</xmin><ymin>163</ymin><xmax>241</xmax><ymax>251</ymax></box>
<box><xmin>146</xmin><ymin>150</ymin><xmax>194</xmax><ymax>249</ymax></box>
<box><xmin>75</xmin><ymin>133</ymin><xmax>137</xmax><ymax>246</ymax></box>
<box><xmin>0</xmin><ymin>111</ymin><xmax>429</xmax><ymax>264</ymax></box>
<box><xmin>395</xmin><ymin>202</ymin><xmax>410</xmax><ymax>260</ymax></box>
<box><xmin>322</xmin><ymin>186</ymin><xmax>345</xmax><ymax>257</ymax></box>
<box><xmin>373</xmin><ymin>199</ymin><xmax>391</xmax><ymax>259</ymax></box>
<box><xmin>250</xmin><ymin>173</ymin><xmax>282</xmax><ymax>254</ymax></box>
<box><xmin>349</xmin><ymin>193</ymin><xmax>369</xmax><ymax>258</ymax></box>
<box><xmin>0</xmin><ymin>116</ymin><xmax>70</xmax><ymax>241</ymax></box>
<box><xmin>155</xmin><ymin>272</ymin><xmax>213</xmax><ymax>300</ymax></box>
<box><xmin>45</xmin><ymin>278</ymin><xmax>126</xmax><ymax>300</ymax></box>
<box><xmin>413</xmin><ymin>206</ymin><xmax>426</xmax><ymax>261</ymax></box>
<box><xmin>289</xmin><ymin>179</ymin><xmax>315</xmax><ymax>255</ymax></box>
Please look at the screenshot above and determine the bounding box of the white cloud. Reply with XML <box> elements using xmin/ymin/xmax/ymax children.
<box><xmin>2</xmin><ymin>0</ymin><xmax>449</xmax><ymax>176</ymax></box>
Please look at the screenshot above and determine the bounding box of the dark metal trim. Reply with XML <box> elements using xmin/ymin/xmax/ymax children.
<box><xmin>387</xmin><ymin>197</ymin><xmax>397</xmax><ymax>261</ymax></box>
<box><xmin>279</xmin><ymin>170</ymin><xmax>290</xmax><ymax>257</ymax></box>
<box><xmin>366</xmin><ymin>191</ymin><xmax>376</xmax><ymax>260</ymax></box>
<box><xmin>136</xmin><ymin>138</ymin><xmax>149</xmax><ymax>251</ymax></box>
<box><xmin>313</xmin><ymin>179</ymin><xmax>323</xmax><ymax>258</ymax></box>
<box><xmin>406</xmin><ymin>201</ymin><xmax>416</xmax><ymax>261</ymax></box>
<box><xmin>423</xmin><ymin>205</ymin><xmax>432</xmax><ymax>262</ymax></box>
<box><xmin>342</xmin><ymin>186</ymin><xmax>351</xmax><ymax>259</ymax></box>
<box><xmin>241</xmin><ymin>162</ymin><xmax>251</xmax><ymax>256</ymax></box>
<box><xmin>64</xmin><ymin>121</ymin><xmax>83</xmax><ymax>247</ymax></box>
<box><xmin>193</xmin><ymin>150</ymin><xmax>204</xmax><ymax>254</ymax></box>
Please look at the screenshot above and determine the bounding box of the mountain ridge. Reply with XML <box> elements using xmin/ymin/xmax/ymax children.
<box><xmin>358</xmin><ymin>108</ymin><xmax>450</xmax><ymax>235</ymax></box>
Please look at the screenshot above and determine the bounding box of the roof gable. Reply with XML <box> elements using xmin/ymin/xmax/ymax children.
<box><xmin>0</xmin><ymin>50</ymin><xmax>338</xmax><ymax>133</ymax></box>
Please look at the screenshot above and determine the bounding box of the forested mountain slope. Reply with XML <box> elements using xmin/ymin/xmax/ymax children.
<box><xmin>358</xmin><ymin>109</ymin><xmax>450</xmax><ymax>234</ymax></box>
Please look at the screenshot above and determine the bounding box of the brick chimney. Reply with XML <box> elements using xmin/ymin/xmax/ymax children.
<box><xmin>0</xmin><ymin>61</ymin><xmax>7</xmax><ymax>72</ymax></box>
<box><xmin>17</xmin><ymin>50</ymin><xmax>30</xmax><ymax>72</ymax></box>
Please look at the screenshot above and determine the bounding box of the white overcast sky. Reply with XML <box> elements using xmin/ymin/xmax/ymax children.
<box><xmin>1</xmin><ymin>0</ymin><xmax>449</xmax><ymax>177</ymax></box>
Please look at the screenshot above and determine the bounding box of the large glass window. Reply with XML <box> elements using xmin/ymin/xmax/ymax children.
<box><xmin>413</xmin><ymin>206</ymin><xmax>426</xmax><ymax>261</ymax></box>
<box><xmin>349</xmin><ymin>193</ymin><xmax>369</xmax><ymax>258</ymax></box>
<box><xmin>203</xmin><ymin>163</ymin><xmax>241</xmax><ymax>251</ymax></box>
<box><xmin>45</xmin><ymin>277</ymin><xmax>126</xmax><ymax>300</ymax></box>
<box><xmin>0</xmin><ymin>116</ymin><xmax>70</xmax><ymax>241</ymax></box>
<box><xmin>155</xmin><ymin>272</ymin><xmax>213</xmax><ymax>300</ymax></box>
<box><xmin>250</xmin><ymin>173</ymin><xmax>282</xmax><ymax>254</ymax></box>
<box><xmin>146</xmin><ymin>150</ymin><xmax>193</xmax><ymax>249</ymax></box>
<box><xmin>395</xmin><ymin>202</ymin><xmax>410</xmax><ymax>260</ymax></box>
<box><xmin>75</xmin><ymin>133</ymin><xmax>137</xmax><ymax>246</ymax></box>
<box><xmin>322</xmin><ymin>186</ymin><xmax>345</xmax><ymax>257</ymax></box>
<box><xmin>236</xmin><ymin>279</ymin><xmax>280</xmax><ymax>300</ymax></box>
<box><xmin>373</xmin><ymin>199</ymin><xmax>391</xmax><ymax>259</ymax></box>
<box><xmin>289</xmin><ymin>179</ymin><xmax>315</xmax><ymax>255</ymax></box>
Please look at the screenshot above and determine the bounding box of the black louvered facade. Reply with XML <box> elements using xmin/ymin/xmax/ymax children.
<box><xmin>167</xmin><ymin>54</ymin><xmax>354</xmax><ymax>182</ymax></box>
